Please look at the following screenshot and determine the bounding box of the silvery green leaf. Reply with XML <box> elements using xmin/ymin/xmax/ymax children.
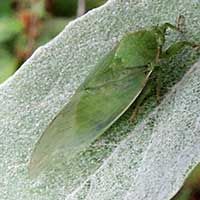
<box><xmin>0</xmin><ymin>0</ymin><xmax>199</xmax><ymax>200</ymax></box>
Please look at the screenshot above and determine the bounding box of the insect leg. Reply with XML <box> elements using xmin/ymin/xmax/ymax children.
<box><xmin>156</xmin><ymin>68</ymin><xmax>161</xmax><ymax>104</ymax></box>
<box><xmin>155</xmin><ymin>47</ymin><xmax>161</xmax><ymax>64</ymax></box>
<box><xmin>161</xmin><ymin>41</ymin><xmax>199</xmax><ymax>59</ymax></box>
<box><xmin>161</xmin><ymin>23</ymin><xmax>178</xmax><ymax>31</ymax></box>
<box><xmin>177</xmin><ymin>15</ymin><xmax>184</xmax><ymax>32</ymax></box>
<box><xmin>129</xmin><ymin>103</ymin><xmax>140</xmax><ymax>122</ymax></box>
<box><xmin>159</xmin><ymin>15</ymin><xmax>184</xmax><ymax>33</ymax></box>
<box><xmin>129</xmin><ymin>80</ymin><xmax>153</xmax><ymax>121</ymax></box>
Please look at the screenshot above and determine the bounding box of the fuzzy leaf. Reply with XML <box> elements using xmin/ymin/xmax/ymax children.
<box><xmin>0</xmin><ymin>0</ymin><xmax>199</xmax><ymax>200</ymax></box>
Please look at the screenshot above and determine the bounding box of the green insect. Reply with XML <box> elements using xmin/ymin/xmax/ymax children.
<box><xmin>29</xmin><ymin>17</ymin><xmax>199</xmax><ymax>176</ymax></box>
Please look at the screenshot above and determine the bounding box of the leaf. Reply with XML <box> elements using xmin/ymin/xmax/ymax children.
<box><xmin>0</xmin><ymin>0</ymin><xmax>199</xmax><ymax>199</ymax></box>
<box><xmin>171</xmin><ymin>163</ymin><xmax>200</xmax><ymax>200</ymax></box>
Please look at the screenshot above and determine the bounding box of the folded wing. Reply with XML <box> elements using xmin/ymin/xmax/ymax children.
<box><xmin>29</xmin><ymin>48</ymin><xmax>151</xmax><ymax>177</ymax></box>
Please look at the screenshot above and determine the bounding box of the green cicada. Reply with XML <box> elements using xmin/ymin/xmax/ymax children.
<box><xmin>29</xmin><ymin>17</ymin><xmax>199</xmax><ymax>176</ymax></box>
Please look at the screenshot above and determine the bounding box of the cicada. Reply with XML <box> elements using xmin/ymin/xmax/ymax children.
<box><xmin>29</xmin><ymin>17</ymin><xmax>199</xmax><ymax>176</ymax></box>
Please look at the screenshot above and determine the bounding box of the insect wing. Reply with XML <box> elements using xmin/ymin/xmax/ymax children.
<box><xmin>29</xmin><ymin>48</ymin><xmax>151</xmax><ymax>176</ymax></box>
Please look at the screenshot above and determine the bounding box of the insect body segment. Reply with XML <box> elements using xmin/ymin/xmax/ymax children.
<box><xmin>29</xmin><ymin>20</ymin><xmax>198</xmax><ymax>177</ymax></box>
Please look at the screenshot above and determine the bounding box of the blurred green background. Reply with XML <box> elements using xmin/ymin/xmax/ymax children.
<box><xmin>0</xmin><ymin>0</ymin><xmax>106</xmax><ymax>83</ymax></box>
